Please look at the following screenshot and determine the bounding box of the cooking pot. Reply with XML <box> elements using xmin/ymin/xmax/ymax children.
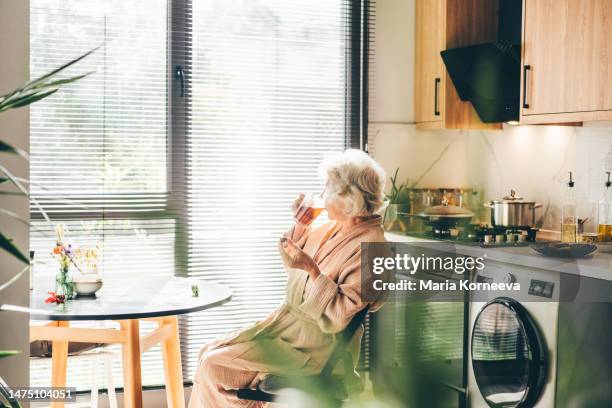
<box><xmin>485</xmin><ymin>189</ymin><xmax>542</xmax><ymax>227</ymax></box>
<box><xmin>417</xmin><ymin>198</ymin><xmax>474</xmax><ymax>228</ymax></box>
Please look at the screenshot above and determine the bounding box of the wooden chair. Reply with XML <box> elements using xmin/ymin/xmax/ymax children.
<box><xmin>29</xmin><ymin>321</ymin><xmax>119</xmax><ymax>408</ymax></box>
<box><xmin>237</xmin><ymin>306</ymin><xmax>370</xmax><ymax>404</ymax></box>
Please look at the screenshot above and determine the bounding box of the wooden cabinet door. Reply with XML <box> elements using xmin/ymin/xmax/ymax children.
<box><xmin>521</xmin><ymin>0</ymin><xmax>612</xmax><ymax>118</ymax></box>
<box><xmin>415</xmin><ymin>0</ymin><xmax>445</xmax><ymax>125</ymax></box>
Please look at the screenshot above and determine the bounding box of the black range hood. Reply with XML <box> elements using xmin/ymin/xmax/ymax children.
<box><xmin>440</xmin><ymin>0</ymin><xmax>522</xmax><ymax>123</ymax></box>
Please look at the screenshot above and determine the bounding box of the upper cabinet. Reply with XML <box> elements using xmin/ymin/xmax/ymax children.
<box><xmin>520</xmin><ymin>0</ymin><xmax>612</xmax><ymax>124</ymax></box>
<box><xmin>415</xmin><ymin>0</ymin><xmax>445</xmax><ymax>127</ymax></box>
<box><xmin>415</xmin><ymin>0</ymin><xmax>612</xmax><ymax>128</ymax></box>
<box><xmin>415</xmin><ymin>0</ymin><xmax>501</xmax><ymax>130</ymax></box>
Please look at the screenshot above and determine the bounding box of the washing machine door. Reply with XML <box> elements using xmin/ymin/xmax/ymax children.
<box><xmin>471</xmin><ymin>297</ymin><xmax>546</xmax><ymax>408</ymax></box>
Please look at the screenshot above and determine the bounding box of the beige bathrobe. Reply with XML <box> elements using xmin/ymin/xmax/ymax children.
<box><xmin>188</xmin><ymin>216</ymin><xmax>385</xmax><ymax>408</ymax></box>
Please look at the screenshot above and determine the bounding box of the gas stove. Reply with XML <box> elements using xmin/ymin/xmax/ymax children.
<box><xmin>419</xmin><ymin>224</ymin><xmax>539</xmax><ymax>247</ymax></box>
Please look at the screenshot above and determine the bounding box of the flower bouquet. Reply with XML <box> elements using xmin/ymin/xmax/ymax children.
<box><xmin>51</xmin><ymin>224</ymin><xmax>78</xmax><ymax>300</ymax></box>
<box><xmin>50</xmin><ymin>225</ymin><xmax>104</xmax><ymax>298</ymax></box>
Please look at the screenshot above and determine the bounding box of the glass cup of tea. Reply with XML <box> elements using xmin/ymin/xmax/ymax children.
<box><xmin>294</xmin><ymin>192</ymin><xmax>325</xmax><ymax>226</ymax></box>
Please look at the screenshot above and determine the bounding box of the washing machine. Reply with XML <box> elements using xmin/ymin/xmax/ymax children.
<box><xmin>467</xmin><ymin>261</ymin><xmax>559</xmax><ymax>408</ymax></box>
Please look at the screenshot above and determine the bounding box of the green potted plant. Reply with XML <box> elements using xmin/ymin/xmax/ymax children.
<box><xmin>383</xmin><ymin>168</ymin><xmax>411</xmax><ymax>231</ymax></box>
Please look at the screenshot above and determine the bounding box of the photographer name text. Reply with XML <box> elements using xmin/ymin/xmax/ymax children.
<box><xmin>373</xmin><ymin>279</ymin><xmax>520</xmax><ymax>292</ymax></box>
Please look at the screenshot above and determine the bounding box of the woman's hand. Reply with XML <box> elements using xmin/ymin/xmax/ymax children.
<box><xmin>279</xmin><ymin>237</ymin><xmax>321</xmax><ymax>279</ymax></box>
<box><xmin>291</xmin><ymin>193</ymin><xmax>305</xmax><ymax>217</ymax></box>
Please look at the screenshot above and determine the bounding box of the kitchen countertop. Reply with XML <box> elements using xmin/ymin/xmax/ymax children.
<box><xmin>384</xmin><ymin>231</ymin><xmax>612</xmax><ymax>282</ymax></box>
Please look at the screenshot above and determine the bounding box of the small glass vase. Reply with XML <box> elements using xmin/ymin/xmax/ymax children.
<box><xmin>55</xmin><ymin>268</ymin><xmax>75</xmax><ymax>300</ymax></box>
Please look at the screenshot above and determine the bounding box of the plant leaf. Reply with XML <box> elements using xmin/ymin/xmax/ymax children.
<box><xmin>0</xmin><ymin>73</ymin><xmax>91</xmax><ymax>112</ymax></box>
<box><xmin>0</xmin><ymin>264</ymin><xmax>30</xmax><ymax>293</ymax></box>
<box><xmin>0</xmin><ymin>164</ymin><xmax>28</xmax><ymax>195</ymax></box>
<box><xmin>0</xmin><ymin>72</ymin><xmax>91</xmax><ymax>111</ymax></box>
<box><xmin>0</xmin><ymin>46</ymin><xmax>98</xmax><ymax>114</ymax></box>
<box><xmin>30</xmin><ymin>72</ymin><xmax>93</xmax><ymax>91</ymax></box>
<box><xmin>0</xmin><ymin>351</ymin><xmax>20</xmax><ymax>359</ymax></box>
<box><xmin>0</xmin><ymin>141</ymin><xmax>28</xmax><ymax>160</ymax></box>
<box><xmin>0</xmin><ymin>89</ymin><xmax>58</xmax><ymax>112</ymax></box>
<box><xmin>0</xmin><ymin>233</ymin><xmax>29</xmax><ymax>264</ymax></box>
<box><xmin>0</xmin><ymin>191</ymin><xmax>26</xmax><ymax>196</ymax></box>
<box><xmin>0</xmin><ymin>208</ymin><xmax>29</xmax><ymax>226</ymax></box>
<box><xmin>0</xmin><ymin>163</ymin><xmax>51</xmax><ymax>225</ymax></box>
<box><xmin>21</xmin><ymin>46</ymin><xmax>99</xmax><ymax>91</ymax></box>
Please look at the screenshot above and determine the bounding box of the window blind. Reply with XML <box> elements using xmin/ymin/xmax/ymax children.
<box><xmin>30</xmin><ymin>0</ymin><xmax>374</xmax><ymax>390</ymax></box>
<box><xmin>29</xmin><ymin>0</ymin><xmax>172</xmax><ymax>390</ymax></box>
<box><xmin>175</xmin><ymin>0</ymin><xmax>374</xmax><ymax>378</ymax></box>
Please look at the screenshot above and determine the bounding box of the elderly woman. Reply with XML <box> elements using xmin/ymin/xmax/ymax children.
<box><xmin>188</xmin><ymin>149</ymin><xmax>387</xmax><ymax>407</ymax></box>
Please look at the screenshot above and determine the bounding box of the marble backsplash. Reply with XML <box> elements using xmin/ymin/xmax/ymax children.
<box><xmin>370</xmin><ymin>122</ymin><xmax>612</xmax><ymax>234</ymax></box>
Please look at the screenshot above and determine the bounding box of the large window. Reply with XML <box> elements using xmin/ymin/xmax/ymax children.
<box><xmin>30</xmin><ymin>0</ymin><xmax>370</xmax><ymax>389</ymax></box>
<box><xmin>29</xmin><ymin>0</ymin><xmax>174</xmax><ymax>389</ymax></box>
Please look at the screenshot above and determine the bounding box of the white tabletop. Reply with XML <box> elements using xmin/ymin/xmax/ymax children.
<box><xmin>1</xmin><ymin>275</ymin><xmax>232</xmax><ymax>321</ymax></box>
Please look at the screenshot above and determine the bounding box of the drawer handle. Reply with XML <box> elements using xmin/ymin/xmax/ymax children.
<box><xmin>434</xmin><ymin>77</ymin><xmax>441</xmax><ymax>116</ymax></box>
<box><xmin>523</xmin><ymin>65</ymin><xmax>531</xmax><ymax>109</ymax></box>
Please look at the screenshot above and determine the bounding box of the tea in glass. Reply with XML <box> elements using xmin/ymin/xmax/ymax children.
<box><xmin>295</xmin><ymin>193</ymin><xmax>325</xmax><ymax>226</ymax></box>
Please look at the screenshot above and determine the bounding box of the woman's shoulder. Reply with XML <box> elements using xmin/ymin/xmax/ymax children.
<box><xmin>346</xmin><ymin>223</ymin><xmax>386</xmax><ymax>256</ymax></box>
<box><xmin>360</xmin><ymin>219</ymin><xmax>386</xmax><ymax>242</ymax></box>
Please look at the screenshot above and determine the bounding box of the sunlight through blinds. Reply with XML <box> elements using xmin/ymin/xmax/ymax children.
<box><xmin>178</xmin><ymin>0</ymin><xmax>372</xmax><ymax>378</ymax></box>
<box><xmin>29</xmin><ymin>0</ymin><xmax>374</xmax><ymax>389</ymax></box>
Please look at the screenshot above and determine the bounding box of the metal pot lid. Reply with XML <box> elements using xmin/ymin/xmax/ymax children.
<box><xmin>420</xmin><ymin>198</ymin><xmax>474</xmax><ymax>218</ymax></box>
<box><xmin>491</xmin><ymin>189</ymin><xmax>536</xmax><ymax>204</ymax></box>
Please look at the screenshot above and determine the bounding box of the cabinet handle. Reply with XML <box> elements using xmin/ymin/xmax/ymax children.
<box><xmin>522</xmin><ymin>65</ymin><xmax>531</xmax><ymax>109</ymax></box>
<box><xmin>434</xmin><ymin>77</ymin><xmax>441</xmax><ymax>116</ymax></box>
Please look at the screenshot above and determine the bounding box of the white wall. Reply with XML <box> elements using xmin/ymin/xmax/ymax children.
<box><xmin>370</xmin><ymin>0</ymin><xmax>414</xmax><ymax>124</ymax></box>
<box><xmin>0</xmin><ymin>0</ymin><xmax>30</xmax><ymax>394</ymax></box>
<box><xmin>370</xmin><ymin>0</ymin><xmax>612</xmax><ymax>233</ymax></box>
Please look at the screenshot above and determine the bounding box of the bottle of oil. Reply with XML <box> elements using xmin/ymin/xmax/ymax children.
<box><xmin>561</xmin><ymin>172</ymin><xmax>577</xmax><ymax>243</ymax></box>
<box><xmin>597</xmin><ymin>171</ymin><xmax>612</xmax><ymax>242</ymax></box>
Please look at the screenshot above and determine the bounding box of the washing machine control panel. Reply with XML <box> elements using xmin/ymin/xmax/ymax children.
<box><xmin>473</xmin><ymin>260</ymin><xmax>558</xmax><ymax>301</ymax></box>
<box><xmin>528</xmin><ymin>279</ymin><xmax>555</xmax><ymax>298</ymax></box>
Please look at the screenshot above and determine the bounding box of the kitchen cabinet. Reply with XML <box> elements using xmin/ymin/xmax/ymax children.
<box><xmin>415</xmin><ymin>0</ymin><xmax>445</xmax><ymax>126</ymax></box>
<box><xmin>520</xmin><ymin>0</ymin><xmax>612</xmax><ymax>124</ymax></box>
<box><xmin>414</xmin><ymin>0</ymin><xmax>501</xmax><ymax>130</ymax></box>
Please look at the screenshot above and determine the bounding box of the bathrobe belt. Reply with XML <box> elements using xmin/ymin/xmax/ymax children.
<box><xmin>253</xmin><ymin>303</ymin><xmax>325</xmax><ymax>339</ymax></box>
<box><xmin>283</xmin><ymin>303</ymin><xmax>318</xmax><ymax>325</ymax></box>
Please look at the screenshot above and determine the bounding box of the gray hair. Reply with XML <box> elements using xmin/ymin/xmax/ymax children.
<box><xmin>319</xmin><ymin>149</ymin><xmax>386</xmax><ymax>217</ymax></box>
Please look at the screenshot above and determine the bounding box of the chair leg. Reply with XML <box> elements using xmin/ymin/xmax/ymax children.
<box><xmin>90</xmin><ymin>356</ymin><xmax>99</xmax><ymax>408</ymax></box>
<box><xmin>105</xmin><ymin>354</ymin><xmax>118</xmax><ymax>408</ymax></box>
